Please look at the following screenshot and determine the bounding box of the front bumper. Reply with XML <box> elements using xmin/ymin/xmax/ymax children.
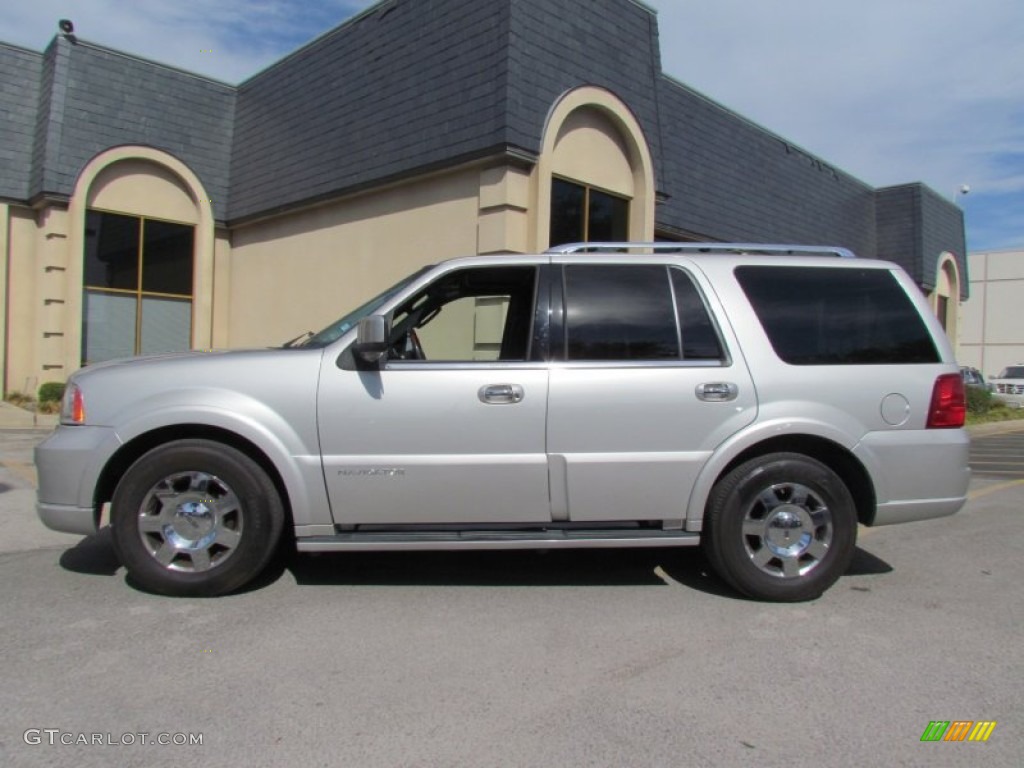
<box><xmin>34</xmin><ymin>425</ymin><xmax>121</xmax><ymax>535</ymax></box>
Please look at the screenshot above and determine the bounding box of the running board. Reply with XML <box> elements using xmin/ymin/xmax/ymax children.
<box><xmin>296</xmin><ymin>528</ymin><xmax>701</xmax><ymax>552</ymax></box>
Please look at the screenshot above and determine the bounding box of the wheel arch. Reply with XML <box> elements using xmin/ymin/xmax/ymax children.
<box><xmin>688</xmin><ymin>434</ymin><xmax>877</xmax><ymax>529</ymax></box>
<box><xmin>95</xmin><ymin>425</ymin><xmax>294</xmax><ymax>533</ymax></box>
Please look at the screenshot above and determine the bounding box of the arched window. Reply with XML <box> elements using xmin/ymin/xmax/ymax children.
<box><xmin>67</xmin><ymin>148</ymin><xmax>214</xmax><ymax>370</ymax></box>
<box><xmin>83</xmin><ymin>210</ymin><xmax>194</xmax><ymax>363</ymax></box>
<box><xmin>933</xmin><ymin>252</ymin><xmax>961</xmax><ymax>345</ymax></box>
<box><xmin>535</xmin><ymin>87</ymin><xmax>655</xmax><ymax>250</ymax></box>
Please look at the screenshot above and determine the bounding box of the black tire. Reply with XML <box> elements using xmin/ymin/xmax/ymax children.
<box><xmin>702</xmin><ymin>452</ymin><xmax>857</xmax><ymax>602</ymax></box>
<box><xmin>110</xmin><ymin>439</ymin><xmax>285</xmax><ymax>597</ymax></box>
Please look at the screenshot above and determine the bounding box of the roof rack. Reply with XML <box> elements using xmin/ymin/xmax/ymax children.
<box><xmin>545</xmin><ymin>242</ymin><xmax>857</xmax><ymax>259</ymax></box>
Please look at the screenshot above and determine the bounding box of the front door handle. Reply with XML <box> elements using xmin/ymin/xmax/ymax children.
<box><xmin>479</xmin><ymin>384</ymin><xmax>524</xmax><ymax>404</ymax></box>
<box><xmin>696</xmin><ymin>382</ymin><xmax>738</xmax><ymax>402</ymax></box>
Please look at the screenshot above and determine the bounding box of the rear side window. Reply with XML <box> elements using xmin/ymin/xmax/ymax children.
<box><xmin>565</xmin><ymin>265</ymin><xmax>678</xmax><ymax>360</ymax></box>
<box><xmin>735</xmin><ymin>266</ymin><xmax>939</xmax><ymax>365</ymax></box>
<box><xmin>671</xmin><ymin>269</ymin><xmax>725</xmax><ymax>361</ymax></box>
<box><xmin>563</xmin><ymin>264</ymin><xmax>725</xmax><ymax>362</ymax></box>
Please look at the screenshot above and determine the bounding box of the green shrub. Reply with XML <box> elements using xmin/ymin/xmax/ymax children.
<box><xmin>966</xmin><ymin>386</ymin><xmax>992</xmax><ymax>414</ymax></box>
<box><xmin>38</xmin><ymin>381</ymin><xmax>66</xmax><ymax>404</ymax></box>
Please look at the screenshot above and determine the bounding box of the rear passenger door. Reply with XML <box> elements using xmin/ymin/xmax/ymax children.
<box><xmin>546</xmin><ymin>259</ymin><xmax>757</xmax><ymax>523</ymax></box>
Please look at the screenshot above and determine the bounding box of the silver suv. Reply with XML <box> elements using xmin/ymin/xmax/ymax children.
<box><xmin>36</xmin><ymin>243</ymin><xmax>970</xmax><ymax>601</ymax></box>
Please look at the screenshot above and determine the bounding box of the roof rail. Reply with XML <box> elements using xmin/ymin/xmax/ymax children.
<box><xmin>545</xmin><ymin>242</ymin><xmax>857</xmax><ymax>259</ymax></box>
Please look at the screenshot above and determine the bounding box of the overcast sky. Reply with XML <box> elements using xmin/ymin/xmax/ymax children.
<box><xmin>3</xmin><ymin>0</ymin><xmax>1021</xmax><ymax>252</ymax></box>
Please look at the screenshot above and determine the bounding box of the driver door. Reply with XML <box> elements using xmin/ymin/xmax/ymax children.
<box><xmin>317</xmin><ymin>262</ymin><xmax>552</xmax><ymax>525</ymax></box>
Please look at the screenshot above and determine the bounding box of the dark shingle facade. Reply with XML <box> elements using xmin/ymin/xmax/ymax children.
<box><xmin>9</xmin><ymin>37</ymin><xmax>235</xmax><ymax>219</ymax></box>
<box><xmin>877</xmin><ymin>183</ymin><xmax>967</xmax><ymax>293</ymax></box>
<box><xmin>230</xmin><ymin>0</ymin><xmax>513</xmax><ymax>220</ymax></box>
<box><xmin>0</xmin><ymin>43</ymin><xmax>42</xmax><ymax>201</ymax></box>
<box><xmin>1</xmin><ymin>0</ymin><xmax>967</xmax><ymax>294</ymax></box>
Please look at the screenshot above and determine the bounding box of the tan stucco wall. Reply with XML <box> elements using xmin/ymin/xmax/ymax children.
<box><xmin>5</xmin><ymin>205</ymin><xmax>43</xmax><ymax>395</ymax></box>
<box><xmin>0</xmin><ymin>204</ymin><xmax>7</xmax><ymax>395</ymax></box>
<box><xmin>87</xmin><ymin>160</ymin><xmax>200</xmax><ymax>224</ymax></box>
<box><xmin>959</xmin><ymin>249</ymin><xmax>1024</xmax><ymax>376</ymax></box>
<box><xmin>551</xmin><ymin>107</ymin><xmax>634</xmax><ymax>197</ymax></box>
<box><xmin>228</xmin><ymin>167</ymin><xmax>489</xmax><ymax>348</ymax></box>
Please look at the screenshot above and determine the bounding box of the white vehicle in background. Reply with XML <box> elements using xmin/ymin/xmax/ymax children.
<box><xmin>989</xmin><ymin>365</ymin><xmax>1024</xmax><ymax>408</ymax></box>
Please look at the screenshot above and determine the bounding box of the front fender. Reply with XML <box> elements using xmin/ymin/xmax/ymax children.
<box><xmin>109</xmin><ymin>389</ymin><xmax>329</xmax><ymax>528</ymax></box>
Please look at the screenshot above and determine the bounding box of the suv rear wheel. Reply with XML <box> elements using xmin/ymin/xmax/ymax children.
<box><xmin>703</xmin><ymin>452</ymin><xmax>857</xmax><ymax>602</ymax></box>
<box><xmin>110</xmin><ymin>439</ymin><xmax>284</xmax><ymax>596</ymax></box>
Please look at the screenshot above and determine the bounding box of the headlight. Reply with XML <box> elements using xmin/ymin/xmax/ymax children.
<box><xmin>60</xmin><ymin>382</ymin><xmax>86</xmax><ymax>425</ymax></box>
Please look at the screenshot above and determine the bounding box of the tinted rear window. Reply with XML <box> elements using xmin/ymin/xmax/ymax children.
<box><xmin>564</xmin><ymin>265</ymin><xmax>679</xmax><ymax>360</ymax></box>
<box><xmin>735</xmin><ymin>266</ymin><xmax>939</xmax><ymax>365</ymax></box>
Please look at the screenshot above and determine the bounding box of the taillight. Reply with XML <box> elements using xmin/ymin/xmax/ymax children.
<box><xmin>61</xmin><ymin>383</ymin><xmax>86</xmax><ymax>425</ymax></box>
<box><xmin>927</xmin><ymin>373</ymin><xmax>965</xmax><ymax>428</ymax></box>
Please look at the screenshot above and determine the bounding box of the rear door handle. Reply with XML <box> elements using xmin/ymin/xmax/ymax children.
<box><xmin>479</xmin><ymin>384</ymin><xmax>524</xmax><ymax>404</ymax></box>
<box><xmin>696</xmin><ymin>382</ymin><xmax>738</xmax><ymax>402</ymax></box>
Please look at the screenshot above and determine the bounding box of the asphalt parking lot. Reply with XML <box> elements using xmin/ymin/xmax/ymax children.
<box><xmin>1</xmin><ymin>426</ymin><xmax>1021</xmax><ymax>767</ymax></box>
<box><xmin>970</xmin><ymin>427</ymin><xmax>1024</xmax><ymax>477</ymax></box>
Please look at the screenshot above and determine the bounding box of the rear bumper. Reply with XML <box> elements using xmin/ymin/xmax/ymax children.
<box><xmin>34</xmin><ymin>425</ymin><xmax>121</xmax><ymax>535</ymax></box>
<box><xmin>855</xmin><ymin>428</ymin><xmax>970</xmax><ymax>526</ymax></box>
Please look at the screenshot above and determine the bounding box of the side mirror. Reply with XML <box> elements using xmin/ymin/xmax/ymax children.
<box><xmin>353</xmin><ymin>315</ymin><xmax>389</xmax><ymax>363</ymax></box>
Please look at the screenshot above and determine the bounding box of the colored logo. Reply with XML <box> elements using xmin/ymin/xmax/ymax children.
<box><xmin>920</xmin><ymin>721</ymin><xmax>997</xmax><ymax>742</ymax></box>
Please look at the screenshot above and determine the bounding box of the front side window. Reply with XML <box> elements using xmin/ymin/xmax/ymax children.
<box><xmin>735</xmin><ymin>266</ymin><xmax>940</xmax><ymax>365</ymax></box>
<box><xmin>83</xmin><ymin>211</ymin><xmax>194</xmax><ymax>364</ymax></box>
<box><xmin>550</xmin><ymin>178</ymin><xmax>628</xmax><ymax>247</ymax></box>
<box><xmin>562</xmin><ymin>265</ymin><xmax>725</xmax><ymax>363</ymax></box>
<box><xmin>386</xmin><ymin>266</ymin><xmax>537</xmax><ymax>363</ymax></box>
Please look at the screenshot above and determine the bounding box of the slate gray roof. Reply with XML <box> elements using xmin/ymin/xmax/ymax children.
<box><xmin>877</xmin><ymin>184</ymin><xmax>968</xmax><ymax>298</ymax></box>
<box><xmin>654</xmin><ymin>76</ymin><xmax>878</xmax><ymax>255</ymax></box>
<box><xmin>25</xmin><ymin>36</ymin><xmax>235</xmax><ymax>220</ymax></box>
<box><xmin>229</xmin><ymin>0</ymin><xmax>513</xmax><ymax>220</ymax></box>
<box><xmin>503</xmin><ymin>0</ymin><xmax>665</xmax><ymax>188</ymax></box>
<box><xmin>0</xmin><ymin>43</ymin><xmax>43</xmax><ymax>201</ymax></box>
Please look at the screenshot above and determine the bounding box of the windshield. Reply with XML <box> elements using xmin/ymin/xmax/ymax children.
<box><xmin>289</xmin><ymin>267</ymin><xmax>431</xmax><ymax>349</ymax></box>
<box><xmin>998</xmin><ymin>366</ymin><xmax>1024</xmax><ymax>379</ymax></box>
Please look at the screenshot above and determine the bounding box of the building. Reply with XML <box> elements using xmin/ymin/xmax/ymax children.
<box><xmin>0</xmin><ymin>0</ymin><xmax>967</xmax><ymax>396</ymax></box>
<box><xmin>959</xmin><ymin>249</ymin><xmax>1024</xmax><ymax>377</ymax></box>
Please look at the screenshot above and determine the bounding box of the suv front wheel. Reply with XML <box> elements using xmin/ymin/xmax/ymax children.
<box><xmin>703</xmin><ymin>452</ymin><xmax>857</xmax><ymax>602</ymax></box>
<box><xmin>110</xmin><ymin>439</ymin><xmax>285</xmax><ymax>597</ymax></box>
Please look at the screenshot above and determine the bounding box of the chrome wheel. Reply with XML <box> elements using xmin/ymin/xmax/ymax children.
<box><xmin>136</xmin><ymin>471</ymin><xmax>244</xmax><ymax>573</ymax></box>
<box><xmin>742</xmin><ymin>482</ymin><xmax>832</xmax><ymax>578</ymax></box>
<box><xmin>703</xmin><ymin>452</ymin><xmax>856</xmax><ymax>602</ymax></box>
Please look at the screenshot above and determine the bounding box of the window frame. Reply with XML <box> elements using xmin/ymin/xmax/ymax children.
<box><xmin>380</xmin><ymin>264</ymin><xmax>548</xmax><ymax>369</ymax></box>
<box><xmin>82</xmin><ymin>208</ymin><xmax>195</xmax><ymax>365</ymax></box>
<box><xmin>549</xmin><ymin>176</ymin><xmax>630</xmax><ymax>247</ymax></box>
<box><xmin>553</xmin><ymin>262</ymin><xmax>729</xmax><ymax>367</ymax></box>
<box><xmin>734</xmin><ymin>265</ymin><xmax>941</xmax><ymax>366</ymax></box>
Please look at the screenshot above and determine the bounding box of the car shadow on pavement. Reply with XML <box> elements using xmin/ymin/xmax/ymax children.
<box><xmin>58</xmin><ymin>526</ymin><xmax>121</xmax><ymax>576</ymax></box>
<box><xmin>844</xmin><ymin>547</ymin><xmax>893</xmax><ymax>576</ymax></box>
<box><xmin>281</xmin><ymin>547</ymin><xmax>742</xmax><ymax>599</ymax></box>
<box><xmin>54</xmin><ymin>530</ymin><xmax>894</xmax><ymax>600</ymax></box>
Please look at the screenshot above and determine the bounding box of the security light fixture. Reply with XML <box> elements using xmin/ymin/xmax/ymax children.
<box><xmin>58</xmin><ymin>19</ymin><xmax>77</xmax><ymax>44</ymax></box>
